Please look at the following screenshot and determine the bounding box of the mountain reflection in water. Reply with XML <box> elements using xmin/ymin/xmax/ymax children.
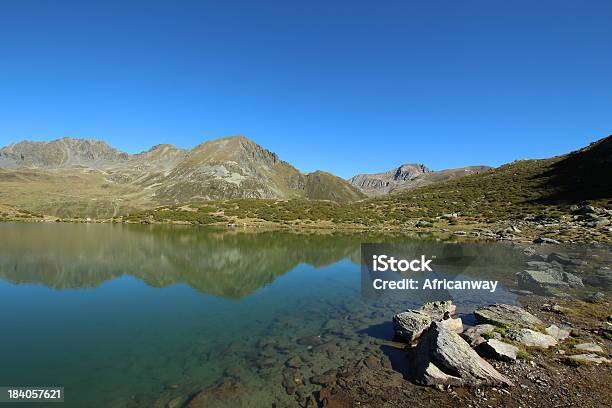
<box><xmin>0</xmin><ymin>222</ymin><xmax>528</xmax><ymax>300</ymax></box>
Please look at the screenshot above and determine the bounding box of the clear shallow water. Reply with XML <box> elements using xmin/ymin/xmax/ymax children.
<box><xmin>0</xmin><ymin>223</ymin><xmax>569</xmax><ymax>407</ymax></box>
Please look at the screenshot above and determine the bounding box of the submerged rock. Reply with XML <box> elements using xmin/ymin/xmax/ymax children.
<box><xmin>474</xmin><ymin>304</ymin><xmax>543</xmax><ymax>329</ymax></box>
<box><xmin>410</xmin><ymin>322</ymin><xmax>513</xmax><ymax>387</ymax></box>
<box><xmin>477</xmin><ymin>339</ymin><xmax>519</xmax><ymax>362</ymax></box>
<box><xmin>393</xmin><ymin>310</ymin><xmax>432</xmax><ymax>342</ymax></box>
<box><xmin>547</xmin><ymin>252</ymin><xmax>571</xmax><ymax>265</ymax></box>
<box><xmin>506</xmin><ymin>328</ymin><xmax>557</xmax><ymax>348</ymax></box>
<box><xmin>533</xmin><ymin>237</ymin><xmax>560</xmax><ymax>244</ymax></box>
<box><xmin>310</xmin><ymin>371</ymin><xmax>336</xmax><ymax>386</ymax></box>
<box><xmin>296</xmin><ymin>336</ymin><xmax>323</xmax><ymax>347</ymax></box>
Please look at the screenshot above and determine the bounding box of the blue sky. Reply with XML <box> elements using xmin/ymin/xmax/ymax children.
<box><xmin>0</xmin><ymin>1</ymin><xmax>610</xmax><ymax>178</ymax></box>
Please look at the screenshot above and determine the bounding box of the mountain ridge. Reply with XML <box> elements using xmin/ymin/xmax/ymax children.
<box><xmin>0</xmin><ymin>135</ymin><xmax>365</xmax><ymax>217</ymax></box>
<box><xmin>349</xmin><ymin>163</ymin><xmax>491</xmax><ymax>196</ymax></box>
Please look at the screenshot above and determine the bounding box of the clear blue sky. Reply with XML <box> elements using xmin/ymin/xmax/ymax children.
<box><xmin>0</xmin><ymin>1</ymin><xmax>610</xmax><ymax>178</ymax></box>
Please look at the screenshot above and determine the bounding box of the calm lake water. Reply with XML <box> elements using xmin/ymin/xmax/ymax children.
<box><xmin>0</xmin><ymin>223</ymin><xmax>605</xmax><ymax>407</ymax></box>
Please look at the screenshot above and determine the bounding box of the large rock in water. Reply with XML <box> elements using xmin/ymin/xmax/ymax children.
<box><xmin>393</xmin><ymin>300</ymin><xmax>458</xmax><ymax>342</ymax></box>
<box><xmin>410</xmin><ymin>322</ymin><xmax>513</xmax><ymax>387</ymax></box>
<box><xmin>393</xmin><ymin>311</ymin><xmax>432</xmax><ymax>342</ymax></box>
<box><xmin>474</xmin><ymin>304</ymin><xmax>543</xmax><ymax>329</ymax></box>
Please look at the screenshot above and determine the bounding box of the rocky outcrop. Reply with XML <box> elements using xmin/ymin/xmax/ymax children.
<box><xmin>348</xmin><ymin>163</ymin><xmax>432</xmax><ymax>195</ymax></box>
<box><xmin>392</xmin><ymin>300</ymin><xmax>459</xmax><ymax>342</ymax></box>
<box><xmin>0</xmin><ymin>138</ymin><xmax>129</xmax><ymax>169</ymax></box>
<box><xmin>409</xmin><ymin>322</ymin><xmax>514</xmax><ymax>387</ymax></box>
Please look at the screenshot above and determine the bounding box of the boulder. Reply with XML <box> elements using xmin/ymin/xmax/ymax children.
<box><xmin>506</xmin><ymin>328</ymin><xmax>557</xmax><ymax>348</ymax></box>
<box><xmin>566</xmin><ymin>354</ymin><xmax>611</xmax><ymax>365</ymax></box>
<box><xmin>545</xmin><ymin>325</ymin><xmax>571</xmax><ymax>341</ymax></box>
<box><xmin>393</xmin><ymin>310</ymin><xmax>432</xmax><ymax>342</ymax></box>
<box><xmin>410</xmin><ymin>322</ymin><xmax>513</xmax><ymax>387</ymax></box>
<box><xmin>574</xmin><ymin>343</ymin><xmax>604</xmax><ymax>353</ymax></box>
<box><xmin>461</xmin><ymin>324</ymin><xmax>497</xmax><ymax>348</ymax></box>
<box><xmin>477</xmin><ymin>339</ymin><xmax>519</xmax><ymax>362</ymax></box>
<box><xmin>474</xmin><ymin>304</ymin><xmax>543</xmax><ymax>329</ymax></box>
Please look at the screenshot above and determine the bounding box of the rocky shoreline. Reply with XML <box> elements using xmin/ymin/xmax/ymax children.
<box><xmin>142</xmin><ymin>242</ymin><xmax>612</xmax><ymax>408</ymax></box>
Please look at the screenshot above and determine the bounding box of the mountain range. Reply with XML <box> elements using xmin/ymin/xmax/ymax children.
<box><xmin>0</xmin><ymin>136</ymin><xmax>370</xmax><ymax>217</ymax></box>
<box><xmin>3</xmin><ymin>134</ymin><xmax>607</xmax><ymax>222</ymax></box>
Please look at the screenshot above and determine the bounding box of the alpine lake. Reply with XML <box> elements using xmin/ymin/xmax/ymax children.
<box><xmin>0</xmin><ymin>222</ymin><xmax>609</xmax><ymax>407</ymax></box>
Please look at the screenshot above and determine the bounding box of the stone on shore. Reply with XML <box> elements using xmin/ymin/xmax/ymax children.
<box><xmin>421</xmin><ymin>362</ymin><xmax>463</xmax><ymax>386</ymax></box>
<box><xmin>474</xmin><ymin>304</ymin><xmax>543</xmax><ymax>329</ymax></box>
<box><xmin>461</xmin><ymin>324</ymin><xmax>497</xmax><ymax>348</ymax></box>
<box><xmin>566</xmin><ymin>354</ymin><xmax>611</xmax><ymax>365</ymax></box>
<box><xmin>393</xmin><ymin>310</ymin><xmax>432</xmax><ymax>342</ymax></box>
<box><xmin>506</xmin><ymin>328</ymin><xmax>557</xmax><ymax>348</ymax></box>
<box><xmin>410</xmin><ymin>322</ymin><xmax>513</xmax><ymax>387</ymax></box>
<box><xmin>545</xmin><ymin>324</ymin><xmax>571</xmax><ymax>341</ymax></box>
<box><xmin>517</xmin><ymin>270</ymin><xmax>569</xmax><ymax>294</ymax></box>
<box><xmin>574</xmin><ymin>343</ymin><xmax>604</xmax><ymax>353</ymax></box>
<box><xmin>476</xmin><ymin>339</ymin><xmax>519</xmax><ymax>362</ymax></box>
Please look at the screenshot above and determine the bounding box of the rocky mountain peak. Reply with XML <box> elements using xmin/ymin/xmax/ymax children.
<box><xmin>189</xmin><ymin>135</ymin><xmax>280</xmax><ymax>167</ymax></box>
<box><xmin>349</xmin><ymin>162</ymin><xmax>490</xmax><ymax>196</ymax></box>
<box><xmin>0</xmin><ymin>137</ymin><xmax>128</xmax><ymax>169</ymax></box>
<box><xmin>393</xmin><ymin>163</ymin><xmax>432</xmax><ymax>181</ymax></box>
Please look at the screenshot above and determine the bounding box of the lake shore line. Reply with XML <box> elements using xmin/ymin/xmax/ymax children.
<box><xmin>4</xmin><ymin>214</ymin><xmax>610</xmax><ymax>245</ymax></box>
